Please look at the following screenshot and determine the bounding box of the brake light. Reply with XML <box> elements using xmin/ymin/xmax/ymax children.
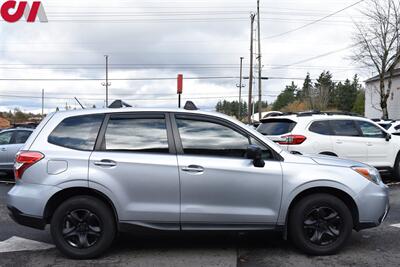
<box><xmin>14</xmin><ymin>151</ymin><xmax>44</xmax><ymax>180</ymax></box>
<box><xmin>278</xmin><ymin>135</ymin><xmax>307</xmax><ymax>145</ymax></box>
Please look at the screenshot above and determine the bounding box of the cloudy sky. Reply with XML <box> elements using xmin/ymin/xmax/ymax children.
<box><xmin>0</xmin><ymin>0</ymin><xmax>373</xmax><ymax>113</ymax></box>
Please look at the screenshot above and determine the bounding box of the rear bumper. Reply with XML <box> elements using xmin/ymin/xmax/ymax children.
<box><xmin>7</xmin><ymin>206</ymin><xmax>46</xmax><ymax>230</ymax></box>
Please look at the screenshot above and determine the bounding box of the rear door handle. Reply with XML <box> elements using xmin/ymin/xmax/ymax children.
<box><xmin>94</xmin><ymin>160</ymin><xmax>117</xmax><ymax>167</ymax></box>
<box><xmin>182</xmin><ymin>165</ymin><xmax>204</xmax><ymax>173</ymax></box>
<box><xmin>336</xmin><ymin>140</ymin><xmax>343</xmax><ymax>144</ymax></box>
<box><xmin>0</xmin><ymin>148</ymin><xmax>6</xmax><ymax>152</ymax></box>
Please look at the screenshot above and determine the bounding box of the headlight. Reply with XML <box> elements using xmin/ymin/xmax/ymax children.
<box><xmin>352</xmin><ymin>166</ymin><xmax>382</xmax><ymax>185</ymax></box>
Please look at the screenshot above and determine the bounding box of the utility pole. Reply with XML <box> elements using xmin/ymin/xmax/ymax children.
<box><xmin>236</xmin><ymin>57</ymin><xmax>245</xmax><ymax>120</ymax></box>
<box><xmin>257</xmin><ymin>0</ymin><xmax>263</xmax><ymax>121</ymax></box>
<box><xmin>248</xmin><ymin>13</ymin><xmax>256</xmax><ymax>124</ymax></box>
<box><xmin>41</xmin><ymin>89</ymin><xmax>44</xmax><ymax>116</ymax></box>
<box><xmin>102</xmin><ymin>55</ymin><xmax>111</xmax><ymax>107</ymax></box>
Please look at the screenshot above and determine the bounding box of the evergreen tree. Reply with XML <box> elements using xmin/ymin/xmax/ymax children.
<box><xmin>272</xmin><ymin>82</ymin><xmax>298</xmax><ymax>110</ymax></box>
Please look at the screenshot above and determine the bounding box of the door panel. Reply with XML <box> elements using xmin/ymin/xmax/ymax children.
<box><xmin>178</xmin><ymin>155</ymin><xmax>283</xmax><ymax>226</ymax></box>
<box><xmin>173</xmin><ymin>115</ymin><xmax>283</xmax><ymax>228</ymax></box>
<box><xmin>89</xmin><ymin>152</ymin><xmax>180</xmax><ymax>223</ymax></box>
<box><xmin>88</xmin><ymin>114</ymin><xmax>180</xmax><ymax>225</ymax></box>
<box><xmin>356</xmin><ymin>120</ymin><xmax>392</xmax><ymax>167</ymax></box>
<box><xmin>330</xmin><ymin>120</ymin><xmax>368</xmax><ymax>163</ymax></box>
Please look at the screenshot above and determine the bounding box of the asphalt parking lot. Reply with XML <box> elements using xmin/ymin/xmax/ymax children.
<box><xmin>0</xmin><ymin>178</ymin><xmax>400</xmax><ymax>267</ymax></box>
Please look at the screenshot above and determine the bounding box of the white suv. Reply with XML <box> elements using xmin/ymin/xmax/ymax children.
<box><xmin>257</xmin><ymin>112</ymin><xmax>400</xmax><ymax>180</ymax></box>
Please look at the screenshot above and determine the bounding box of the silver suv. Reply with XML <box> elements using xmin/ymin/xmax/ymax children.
<box><xmin>7</xmin><ymin>108</ymin><xmax>389</xmax><ymax>259</ymax></box>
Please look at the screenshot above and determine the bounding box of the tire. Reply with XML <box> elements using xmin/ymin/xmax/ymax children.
<box><xmin>394</xmin><ymin>153</ymin><xmax>400</xmax><ymax>181</ymax></box>
<box><xmin>50</xmin><ymin>196</ymin><xmax>116</xmax><ymax>259</ymax></box>
<box><xmin>289</xmin><ymin>193</ymin><xmax>353</xmax><ymax>255</ymax></box>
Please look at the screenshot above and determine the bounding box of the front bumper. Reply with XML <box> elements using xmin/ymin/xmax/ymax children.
<box><xmin>355</xmin><ymin>181</ymin><xmax>390</xmax><ymax>230</ymax></box>
<box><xmin>7</xmin><ymin>206</ymin><xmax>46</xmax><ymax>230</ymax></box>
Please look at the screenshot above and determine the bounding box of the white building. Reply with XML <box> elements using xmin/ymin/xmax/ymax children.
<box><xmin>365</xmin><ymin>63</ymin><xmax>400</xmax><ymax>120</ymax></box>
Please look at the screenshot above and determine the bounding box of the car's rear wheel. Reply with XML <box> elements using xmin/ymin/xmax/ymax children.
<box><xmin>50</xmin><ymin>196</ymin><xmax>116</xmax><ymax>259</ymax></box>
<box><xmin>289</xmin><ymin>193</ymin><xmax>353</xmax><ymax>255</ymax></box>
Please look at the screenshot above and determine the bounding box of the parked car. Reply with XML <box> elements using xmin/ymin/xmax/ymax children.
<box><xmin>7</xmin><ymin>107</ymin><xmax>389</xmax><ymax>259</ymax></box>
<box><xmin>0</xmin><ymin>128</ymin><xmax>33</xmax><ymax>177</ymax></box>
<box><xmin>377</xmin><ymin>120</ymin><xmax>400</xmax><ymax>134</ymax></box>
<box><xmin>257</xmin><ymin>112</ymin><xmax>400</xmax><ymax>179</ymax></box>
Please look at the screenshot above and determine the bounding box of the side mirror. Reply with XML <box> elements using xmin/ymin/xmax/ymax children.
<box><xmin>246</xmin><ymin>145</ymin><xmax>265</xmax><ymax>168</ymax></box>
<box><xmin>386</xmin><ymin>133</ymin><xmax>392</xmax><ymax>141</ymax></box>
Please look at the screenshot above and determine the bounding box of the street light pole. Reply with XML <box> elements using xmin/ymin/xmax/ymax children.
<box><xmin>102</xmin><ymin>55</ymin><xmax>111</xmax><ymax>107</ymax></box>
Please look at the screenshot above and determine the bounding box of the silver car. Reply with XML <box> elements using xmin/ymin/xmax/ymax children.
<box><xmin>0</xmin><ymin>128</ymin><xmax>33</xmax><ymax>176</ymax></box>
<box><xmin>7</xmin><ymin>108</ymin><xmax>389</xmax><ymax>259</ymax></box>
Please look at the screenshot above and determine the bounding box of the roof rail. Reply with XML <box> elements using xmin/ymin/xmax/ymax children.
<box><xmin>108</xmin><ymin>100</ymin><xmax>132</xmax><ymax>108</ymax></box>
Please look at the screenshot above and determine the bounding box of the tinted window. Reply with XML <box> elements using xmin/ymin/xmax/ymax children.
<box><xmin>14</xmin><ymin>131</ymin><xmax>32</xmax><ymax>144</ymax></box>
<box><xmin>330</xmin><ymin>120</ymin><xmax>360</xmax><ymax>137</ymax></box>
<box><xmin>176</xmin><ymin>118</ymin><xmax>250</xmax><ymax>158</ymax></box>
<box><xmin>357</xmin><ymin>121</ymin><xmax>385</xmax><ymax>138</ymax></box>
<box><xmin>104</xmin><ymin>117</ymin><xmax>169</xmax><ymax>153</ymax></box>
<box><xmin>48</xmin><ymin>114</ymin><xmax>104</xmax><ymax>151</ymax></box>
<box><xmin>250</xmin><ymin>137</ymin><xmax>274</xmax><ymax>160</ymax></box>
<box><xmin>0</xmin><ymin>131</ymin><xmax>13</xmax><ymax>145</ymax></box>
<box><xmin>309</xmin><ymin>121</ymin><xmax>332</xmax><ymax>135</ymax></box>
<box><xmin>257</xmin><ymin>119</ymin><xmax>296</xmax><ymax>135</ymax></box>
<box><xmin>395</xmin><ymin>125</ymin><xmax>400</xmax><ymax>131</ymax></box>
<box><xmin>378</xmin><ymin>123</ymin><xmax>392</xmax><ymax>130</ymax></box>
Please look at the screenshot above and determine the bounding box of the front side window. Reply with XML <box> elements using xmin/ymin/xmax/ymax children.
<box><xmin>14</xmin><ymin>131</ymin><xmax>32</xmax><ymax>144</ymax></box>
<box><xmin>309</xmin><ymin>121</ymin><xmax>332</xmax><ymax>135</ymax></box>
<box><xmin>103</xmin><ymin>117</ymin><xmax>169</xmax><ymax>153</ymax></box>
<box><xmin>176</xmin><ymin>118</ymin><xmax>250</xmax><ymax>158</ymax></box>
<box><xmin>357</xmin><ymin>121</ymin><xmax>385</xmax><ymax>138</ymax></box>
<box><xmin>48</xmin><ymin>114</ymin><xmax>104</xmax><ymax>151</ymax></box>
<box><xmin>0</xmin><ymin>131</ymin><xmax>13</xmax><ymax>145</ymax></box>
<box><xmin>330</xmin><ymin>120</ymin><xmax>360</xmax><ymax>137</ymax></box>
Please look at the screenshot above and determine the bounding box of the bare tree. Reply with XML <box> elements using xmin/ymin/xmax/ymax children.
<box><xmin>352</xmin><ymin>0</ymin><xmax>400</xmax><ymax>119</ymax></box>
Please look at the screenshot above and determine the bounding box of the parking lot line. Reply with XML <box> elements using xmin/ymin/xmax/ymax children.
<box><xmin>391</xmin><ymin>223</ymin><xmax>400</xmax><ymax>228</ymax></box>
<box><xmin>0</xmin><ymin>236</ymin><xmax>54</xmax><ymax>253</ymax></box>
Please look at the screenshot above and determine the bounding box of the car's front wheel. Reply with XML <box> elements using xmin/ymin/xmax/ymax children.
<box><xmin>50</xmin><ymin>196</ymin><xmax>116</xmax><ymax>259</ymax></box>
<box><xmin>289</xmin><ymin>193</ymin><xmax>353</xmax><ymax>255</ymax></box>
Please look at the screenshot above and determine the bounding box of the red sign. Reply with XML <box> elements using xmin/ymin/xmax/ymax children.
<box><xmin>1</xmin><ymin>1</ymin><xmax>48</xmax><ymax>23</ymax></box>
<box><xmin>177</xmin><ymin>74</ymin><xmax>183</xmax><ymax>94</ymax></box>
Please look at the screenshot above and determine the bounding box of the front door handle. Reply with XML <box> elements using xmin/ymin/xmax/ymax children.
<box><xmin>0</xmin><ymin>148</ymin><xmax>6</xmax><ymax>152</ymax></box>
<box><xmin>182</xmin><ymin>165</ymin><xmax>204</xmax><ymax>173</ymax></box>
<box><xmin>94</xmin><ymin>160</ymin><xmax>117</xmax><ymax>167</ymax></box>
<box><xmin>336</xmin><ymin>140</ymin><xmax>343</xmax><ymax>144</ymax></box>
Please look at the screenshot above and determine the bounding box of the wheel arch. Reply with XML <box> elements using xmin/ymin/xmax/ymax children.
<box><xmin>285</xmin><ymin>186</ymin><xmax>359</xmax><ymax>232</ymax></box>
<box><xmin>43</xmin><ymin>187</ymin><xmax>119</xmax><ymax>228</ymax></box>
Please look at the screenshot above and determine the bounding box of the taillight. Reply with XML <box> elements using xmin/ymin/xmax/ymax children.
<box><xmin>278</xmin><ymin>135</ymin><xmax>307</xmax><ymax>145</ymax></box>
<box><xmin>14</xmin><ymin>151</ymin><xmax>44</xmax><ymax>180</ymax></box>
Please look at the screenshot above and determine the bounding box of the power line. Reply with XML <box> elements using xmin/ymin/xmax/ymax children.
<box><xmin>263</xmin><ymin>0</ymin><xmax>364</xmax><ymax>40</ymax></box>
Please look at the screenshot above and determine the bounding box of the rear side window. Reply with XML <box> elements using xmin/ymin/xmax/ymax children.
<box><xmin>309</xmin><ymin>121</ymin><xmax>332</xmax><ymax>135</ymax></box>
<box><xmin>103</xmin><ymin>117</ymin><xmax>169</xmax><ymax>153</ymax></box>
<box><xmin>257</xmin><ymin>119</ymin><xmax>296</xmax><ymax>135</ymax></box>
<box><xmin>0</xmin><ymin>131</ymin><xmax>13</xmax><ymax>145</ymax></box>
<box><xmin>48</xmin><ymin>114</ymin><xmax>104</xmax><ymax>151</ymax></box>
<box><xmin>378</xmin><ymin>123</ymin><xmax>392</xmax><ymax>130</ymax></box>
<box><xmin>14</xmin><ymin>131</ymin><xmax>32</xmax><ymax>144</ymax></box>
<box><xmin>330</xmin><ymin>120</ymin><xmax>360</xmax><ymax>137</ymax></box>
<box><xmin>395</xmin><ymin>125</ymin><xmax>400</xmax><ymax>131</ymax></box>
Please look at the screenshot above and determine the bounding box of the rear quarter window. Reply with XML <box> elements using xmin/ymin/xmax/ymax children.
<box><xmin>48</xmin><ymin>114</ymin><xmax>104</xmax><ymax>151</ymax></box>
<box><xmin>257</xmin><ymin>119</ymin><xmax>296</xmax><ymax>135</ymax></box>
